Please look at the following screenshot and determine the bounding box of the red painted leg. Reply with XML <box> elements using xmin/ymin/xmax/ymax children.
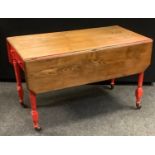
<box><xmin>13</xmin><ymin>60</ymin><xmax>27</xmax><ymax>108</ymax></box>
<box><xmin>135</xmin><ymin>72</ymin><xmax>144</xmax><ymax>109</ymax></box>
<box><xmin>110</xmin><ymin>79</ymin><xmax>115</xmax><ymax>89</ymax></box>
<box><xmin>29</xmin><ymin>90</ymin><xmax>41</xmax><ymax>131</ymax></box>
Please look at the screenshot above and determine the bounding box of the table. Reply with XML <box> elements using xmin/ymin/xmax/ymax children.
<box><xmin>7</xmin><ymin>25</ymin><xmax>153</xmax><ymax>131</ymax></box>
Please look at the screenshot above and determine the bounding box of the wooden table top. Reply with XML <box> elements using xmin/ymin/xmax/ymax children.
<box><xmin>7</xmin><ymin>25</ymin><xmax>152</xmax><ymax>61</ymax></box>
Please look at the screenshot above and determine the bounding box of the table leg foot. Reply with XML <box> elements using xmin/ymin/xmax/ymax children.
<box><xmin>110</xmin><ymin>79</ymin><xmax>115</xmax><ymax>89</ymax></box>
<box><xmin>136</xmin><ymin>104</ymin><xmax>142</xmax><ymax>109</ymax></box>
<box><xmin>34</xmin><ymin>126</ymin><xmax>42</xmax><ymax>131</ymax></box>
<box><xmin>29</xmin><ymin>90</ymin><xmax>41</xmax><ymax>131</ymax></box>
<box><xmin>135</xmin><ymin>72</ymin><xmax>144</xmax><ymax>109</ymax></box>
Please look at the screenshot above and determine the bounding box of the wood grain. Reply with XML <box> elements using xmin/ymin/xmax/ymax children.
<box><xmin>7</xmin><ymin>25</ymin><xmax>152</xmax><ymax>61</ymax></box>
<box><xmin>7</xmin><ymin>26</ymin><xmax>153</xmax><ymax>93</ymax></box>
<box><xmin>25</xmin><ymin>42</ymin><xmax>153</xmax><ymax>93</ymax></box>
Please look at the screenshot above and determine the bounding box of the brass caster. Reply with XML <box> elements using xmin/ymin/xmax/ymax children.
<box><xmin>136</xmin><ymin>103</ymin><xmax>142</xmax><ymax>109</ymax></box>
<box><xmin>34</xmin><ymin>126</ymin><xmax>42</xmax><ymax>131</ymax></box>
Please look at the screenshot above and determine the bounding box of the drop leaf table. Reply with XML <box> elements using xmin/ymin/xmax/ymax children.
<box><xmin>7</xmin><ymin>26</ymin><xmax>153</xmax><ymax>131</ymax></box>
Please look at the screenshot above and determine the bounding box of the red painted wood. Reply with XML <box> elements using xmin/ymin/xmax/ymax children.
<box><xmin>111</xmin><ymin>79</ymin><xmax>115</xmax><ymax>86</ymax></box>
<box><xmin>7</xmin><ymin>42</ymin><xmax>25</xmax><ymax>106</ymax></box>
<box><xmin>7</xmin><ymin>43</ymin><xmax>41</xmax><ymax>129</ymax></box>
<box><xmin>29</xmin><ymin>90</ymin><xmax>40</xmax><ymax>129</ymax></box>
<box><xmin>7</xmin><ymin>42</ymin><xmax>13</xmax><ymax>64</ymax></box>
<box><xmin>13</xmin><ymin>60</ymin><xmax>24</xmax><ymax>105</ymax></box>
<box><xmin>135</xmin><ymin>72</ymin><xmax>144</xmax><ymax>105</ymax></box>
<box><xmin>7</xmin><ymin>42</ymin><xmax>25</xmax><ymax>70</ymax></box>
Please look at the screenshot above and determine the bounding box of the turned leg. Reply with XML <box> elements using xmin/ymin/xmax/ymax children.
<box><xmin>29</xmin><ymin>90</ymin><xmax>41</xmax><ymax>131</ymax></box>
<box><xmin>135</xmin><ymin>72</ymin><xmax>144</xmax><ymax>109</ymax></box>
<box><xmin>110</xmin><ymin>79</ymin><xmax>115</xmax><ymax>89</ymax></box>
<box><xmin>13</xmin><ymin>60</ymin><xmax>27</xmax><ymax>108</ymax></box>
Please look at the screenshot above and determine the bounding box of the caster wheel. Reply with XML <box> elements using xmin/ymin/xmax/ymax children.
<box><xmin>20</xmin><ymin>102</ymin><xmax>28</xmax><ymax>108</ymax></box>
<box><xmin>34</xmin><ymin>127</ymin><xmax>42</xmax><ymax>131</ymax></box>
<box><xmin>136</xmin><ymin>104</ymin><xmax>142</xmax><ymax>109</ymax></box>
<box><xmin>110</xmin><ymin>84</ymin><xmax>114</xmax><ymax>90</ymax></box>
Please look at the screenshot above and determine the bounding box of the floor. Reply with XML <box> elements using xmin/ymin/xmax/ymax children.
<box><xmin>0</xmin><ymin>82</ymin><xmax>155</xmax><ymax>136</ymax></box>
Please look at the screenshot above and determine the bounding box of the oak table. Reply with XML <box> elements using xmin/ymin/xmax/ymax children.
<box><xmin>7</xmin><ymin>26</ymin><xmax>153</xmax><ymax>131</ymax></box>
